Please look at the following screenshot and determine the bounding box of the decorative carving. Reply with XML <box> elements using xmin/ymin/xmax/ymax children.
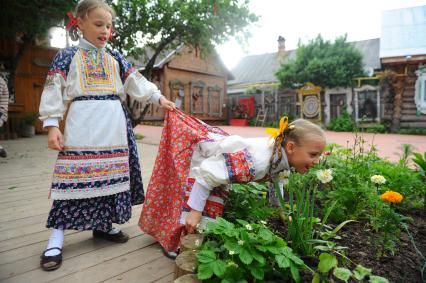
<box><xmin>169</xmin><ymin>80</ymin><xmax>185</xmax><ymax>110</ymax></box>
<box><xmin>190</xmin><ymin>80</ymin><xmax>205</xmax><ymax>114</ymax></box>
<box><xmin>297</xmin><ymin>82</ymin><xmax>322</xmax><ymax>121</ymax></box>
<box><xmin>354</xmin><ymin>85</ymin><xmax>380</xmax><ymax>122</ymax></box>
<box><xmin>208</xmin><ymin>85</ymin><xmax>222</xmax><ymax>117</ymax></box>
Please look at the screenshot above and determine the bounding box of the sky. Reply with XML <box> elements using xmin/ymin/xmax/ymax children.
<box><xmin>50</xmin><ymin>0</ymin><xmax>426</xmax><ymax>70</ymax></box>
<box><xmin>215</xmin><ymin>0</ymin><xmax>426</xmax><ymax>69</ymax></box>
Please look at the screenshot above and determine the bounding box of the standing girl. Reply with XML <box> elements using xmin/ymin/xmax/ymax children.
<box><xmin>139</xmin><ymin>111</ymin><xmax>325</xmax><ymax>258</ymax></box>
<box><xmin>39</xmin><ymin>0</ymin><xmax>174</xmax><ymax>271</ymax></box>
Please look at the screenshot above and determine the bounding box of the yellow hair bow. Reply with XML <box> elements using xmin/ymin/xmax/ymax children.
<box><xmin>265</xmin><ymin>116</ymin><xmax>289</xmax><ymax>139</ymax></box>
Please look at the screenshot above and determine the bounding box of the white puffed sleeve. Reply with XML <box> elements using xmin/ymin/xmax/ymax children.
<box><xmin>39</xmin><ymin>48</ymin><xmax>77</xmax><ymax>127</ymax></box>
<box><xmin>39</xmin><ymin>73</ymin><xmax>66</xmax><ymax>123</ymax></box>
<box><xmin>124</xmin><ymin>71</ymin><xmax>163</xmax><ymax>105</ymax></box>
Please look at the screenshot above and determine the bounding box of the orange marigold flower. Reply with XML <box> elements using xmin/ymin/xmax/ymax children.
<box><xmin>380</xmin><ymin>191</ymin><xmax>403</xmax><ymax>204</ymax></box>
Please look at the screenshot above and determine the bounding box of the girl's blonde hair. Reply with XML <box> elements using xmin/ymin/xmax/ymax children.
<box><xmin>268</xmin><ymin>118</ymin><xmax>325</xmax><ymax>176</ymax></box>
<box><xmin>69</xmin><ymin>0</ymin><xmax>116</xmax><ymax>41</ymax></box>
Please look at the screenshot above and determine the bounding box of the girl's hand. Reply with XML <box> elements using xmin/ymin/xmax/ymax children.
<box><xmin>185</xmin><ymin>209</ymin><xmax>202</xmax><ymax>234</ymax></box>
<box><xmin>47</xmin><ymin>127</ymin><xmax>64</xmax><ymax>151</ymax></box>
<box><xmin>159</xmin><ymin>96</ymin><xmax>176</xmax><ymax>110</ymax></box>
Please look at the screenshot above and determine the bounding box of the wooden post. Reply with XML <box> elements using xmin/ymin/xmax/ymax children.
<box><xmin>174</xmin><ymin>250</ymin><xmax>197</xmax><ymax>279</ymax></box>
<box><xmin>174</xmin><ymin>274</ymin><xmax>202</xmax><ymax>283</ymax></box>
<box><xmin>180</xmin><ymin>234</ymin><xmax>204</xmax><ymax>252</ymax></box>
<box><xmin>391</xmin><ymin>77</ymin><xmax>406</xmax><ymax>131</ymax></box>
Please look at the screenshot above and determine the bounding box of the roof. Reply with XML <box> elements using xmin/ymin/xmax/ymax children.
<box><xmin>128</xmin><ymin>45</ymin><xmax>234</xmax><ymax>79</ymax></box>
<box><xmin>229</xmin><ymin>38</ymin><xmax>381</xmax><ymax>87</ymax></box>
<box><xmin>380</xmin><ymin>5</ymin><xmax>426</xmax><ymax>58</ymax></box>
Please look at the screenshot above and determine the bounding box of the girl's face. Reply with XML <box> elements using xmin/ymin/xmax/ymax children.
<box><xmin>285</xmin><ymin>136</ymin><xmax>326</xmax><ymax>173</ymax></box>
<box><xmin>78</xmin><ymin>7</ymin><xmax>112</xmax><ymax>48</ymax></box>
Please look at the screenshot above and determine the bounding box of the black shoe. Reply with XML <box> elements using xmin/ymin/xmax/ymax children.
<box><xmin>0</xmin><ymin>148</ymin><xmax>6</xmax><ymax>158</ymax></box>
<box><xmin>162</xmin><ymin>247</ymin><xmax>179</xmax><ymax>259</ymax></box>
<box><xmin>93</xmin><ymin>230</ymin><xmax>129</xmax><ymax>243</ymax></box>
<box><xmin>40</xmin><ymin>247</ymin><xmax>62</xmax><ymax>271</ymax></box>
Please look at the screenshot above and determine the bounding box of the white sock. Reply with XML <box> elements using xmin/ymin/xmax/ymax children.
<box><xmin>108</xmin><ymin>227</ymin><xmax>121</xmax><ymax>235</ymax></box>
<box><xmin>45</xmin><ymin>229</ymin><xmax>64</xmax><ymax>256</ymax></box>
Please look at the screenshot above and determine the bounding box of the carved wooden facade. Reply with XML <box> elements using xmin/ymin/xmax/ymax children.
<box><xmin>143</xmin><ymin>46</ymin><xmax>229</xmax><ymax>122</ymax></box>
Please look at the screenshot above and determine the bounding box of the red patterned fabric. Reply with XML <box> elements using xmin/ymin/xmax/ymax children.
<box><xmin>138</xmin><ymin>110</ymin><xmax>229</xmax><ymax>252</ymax></box>
<box><xmin>223</xmin><ymin>149</ymin><xmax>256</xmax><ymax>183</ymax></box>
<box><xmin>182</xmin><ymin>178</ymin><xmax>229</xmax><ymax>219</ymax></box>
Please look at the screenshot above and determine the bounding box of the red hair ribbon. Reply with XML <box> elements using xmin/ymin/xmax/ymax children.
<box><xmin>66</xmin><ymin>12</ymin><xmax>78</xmax><ymax>30</ymax></box>
<box><xmin>109</xmin><ymin>27</ymin><xmax>114</xmax><ymax>40</ymax></box>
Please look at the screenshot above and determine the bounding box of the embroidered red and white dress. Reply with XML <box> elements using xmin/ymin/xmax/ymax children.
<box><xmin>139</xmin><ymin>110</ymin><xmax>290</xmax><ymax>252</ymax></box>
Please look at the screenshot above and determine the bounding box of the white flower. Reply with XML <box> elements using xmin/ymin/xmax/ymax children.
<box><xmin>279</xmin><ymin>170</ymin><xmax>291</xmax><ymax>180</ymax></box>
<box><xmin>316</xmin><ymin>169</ymin><xmax>333</xmax><ymax>184</ymax></box>
<box><xmin>229</xmin><ymin>250</ymin><xmax>235</xmax><ymax>255</ymax></box>
<box><xmin>238</xmin><ymin>240</ymin><xmax>244</xmax><ymax>246</ymax></box>
<box><xmin>245</xmin><ymin>224</ymin><xmax>253</xmax><ymax>231</ymax></box>
<box><xmin>195</xmin><ymin>239</ymin><xmax>200</xmax><ymax>247</ymax></box>
<box><xmin>260</xmin><ymin>220</ymin><xmax>267</xmax><ymax>225</ymax></box>
<box><xmin>371</xmin><ymin>175</ymin><xmax>386</xmax><ymax>185</ymax></box>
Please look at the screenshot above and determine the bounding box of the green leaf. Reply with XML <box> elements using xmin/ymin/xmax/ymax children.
<box><xmin>255</xmin><ymin>245</ymin><xmax>268</xmax><ymax>252</ymax></box>
<box><xmin>333</xmin><ymin>267</ymin><xmax>352</xmax><ymax>282</ymax></box>
<box><xmin>251</xmin><ymin>250</ymin><xmax>265</xmax><ymax>266</ymax></box>
<box><xmin>276</xmin><ymin>255</ymin><xmax>290</xmax><ymax>268</ymax></box>
<box><xmin>259</xmin><ymin>228</ymin><xmax>274</xmax><ymax>242</ymax></box>
<box><xmin>318</xmin><ymin>253</ymin><xmax>338</xmax><ymax>273</ymax></box>
<box><xmin>290</xmin><ymin>261</ymin><xmax>301</xmax><ymax>283</ymax></box>
<box><xmin>210</xmin><ymin>260</ymin><xmax>227</xmax><ymax>278</ymax></box>
<box><xmin>224</xmin><ymin>240</ymin><xmax>242</xmax><ymax>253</ymax></box>
<box><xmin>197</xmin><ymin>263</ymin><xmax>214</xmax><ymax>280</ymax></box>
<box><xmin>239</xmin><ymin>248</ymin><xmax>253</xmax><ymax>265</ymax></box>
<box><xmin>8</xmin><ymin>186</ymin><xmax>17</xmax><ymax>190</ymax></box>
<box><xmin>289</xmin><ymin>254</ymin><xmax>305</xmax><ymax>265</ymax></box>
<box><xmin>250</xmin><ymin>267</ymin><xmax>265</xmax><ymax>280</ymax></box>
<box><xmin>312</xmin><ymin>272</ymin><xmax>321</xmax><ymax>283</ymax></box>
<box><xmin>353</xmin><ymin>265</ymin><xmax>372</xmax><ymax>280</ymax></box>
<box><xmin>197</xmin><ymin>250</ymin><xmax>216</xmax><ymax>263</ymax></box>
<box><xmin>369</xmin><ymin>275</ymin><xmax>390</xmax><ymax>283</ymax></box>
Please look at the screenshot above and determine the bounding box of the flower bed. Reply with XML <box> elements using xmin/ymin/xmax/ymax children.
<box><xmin>191</xmin><ymin>135</ymin><xmax>426</xmax><ymax>283</ymax></box>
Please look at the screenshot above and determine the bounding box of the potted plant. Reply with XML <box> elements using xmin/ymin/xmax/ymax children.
<box><xmin>229</xmin><ymin>104</ymin><xmax>249</xmax><ymax>126</ymax></box>
<box><xmin>19</xmin><ymin>112</ymin><xmax>37</xmax><ymax>137</ymax></box>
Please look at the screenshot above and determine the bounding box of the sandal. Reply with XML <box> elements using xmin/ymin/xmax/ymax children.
<box><xmin>162</xmin><ymin>247</ymin><xmax>179</xmax><ymax>259</ymax></box>
<box><xmin>93</xmin><ymin>230</ymin><xmax>129</xmax><ymax>243</ymax></box>
<box><xmin>40</xmin><ymin>247</ymin><xmax>62</xmax><ymax>271</ymax></box>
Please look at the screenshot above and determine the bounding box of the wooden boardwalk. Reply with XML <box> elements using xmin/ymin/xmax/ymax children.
<box><xmin>0</xmin><ymin>136</ymin><xmax>174</xmax><ymax>283</ymax></box>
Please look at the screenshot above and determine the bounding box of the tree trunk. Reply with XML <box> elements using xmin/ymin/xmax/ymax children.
<box><xmin>8</xmin><ymin>34</ymin><xmax>33</xmax><ymax>100</ymax></box>
<box><xmin>391</xmin><ymin>77</ymin><xmax>406</xmax><ymax>132</ymax></box>
<box><xmin>128</xmin><ymin>36</ymin><xmax>177</xmax><ymax>128</ymax></box>
<box><xmin>174</xmin><ymin>250</ymin><xmax>197</xmax><ymax>280</ymax></box>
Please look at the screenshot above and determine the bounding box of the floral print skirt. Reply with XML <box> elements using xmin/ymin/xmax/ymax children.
<box><xmin>46</xmin><ymin>190</ymin><xmax>136</xmax><ymax>232</ymax></box>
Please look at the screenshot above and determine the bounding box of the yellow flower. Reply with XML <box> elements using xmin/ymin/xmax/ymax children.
<box><xmin>265</xmin><ymin>116</ymin><xmax>289</xmax><ymax>139</ymax></box>
<box><xmin>380</xmin><ymin>191</ymin><xmax>403</xmax><ymax>204</ymax></box>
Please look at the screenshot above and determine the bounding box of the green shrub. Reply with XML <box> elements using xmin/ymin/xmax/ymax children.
<box><xmin>328</xmin><ymin>112</ymin><xmax>356</xmax><ymax>132</ymax></box>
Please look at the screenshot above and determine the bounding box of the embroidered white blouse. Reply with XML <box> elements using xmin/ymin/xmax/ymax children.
<box><xmin>40</xmin><ymin>38</ymin><xmax>163</xmax><ymax>129</ymax></box>
<box><xmin>186</xmin><ymin>135</ymin><xmax>290</xmax><ymax>212</ymax></box>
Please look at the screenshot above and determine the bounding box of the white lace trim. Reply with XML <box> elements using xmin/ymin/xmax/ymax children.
<box><xmin>50</xmin><ymin>181</ymin><xmax>130</xmax><ymax>200</ymax></box>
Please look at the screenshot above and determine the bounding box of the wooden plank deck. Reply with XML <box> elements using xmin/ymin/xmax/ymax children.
<box><xmin>0</xmin><ymin>136</ymin><xmax>174</xmax><ymax>283</ymax></box>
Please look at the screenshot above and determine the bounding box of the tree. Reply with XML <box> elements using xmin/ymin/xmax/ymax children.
<box><xmin>107</xmin><ymin>0</ymin><xmax>258</xmax><ymax>125</ymax></box>
<box><xmin>0</xmin><ymin>0</ymin><xmax>75</xmax><ymax>96</ymax></box>
<box><xmin>109</xmin><ymin>0</ymin><xmax>257</xmax><ymax>78</ymax></box>
<box><xmin>276</xmin><ymin>35</ymin><xmax>364</xmax><ymax>89</ymax></box>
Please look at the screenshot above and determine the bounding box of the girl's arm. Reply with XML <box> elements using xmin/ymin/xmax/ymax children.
<box><xmin>109</xmin><ymin>50</ymin><xmax>175</xmax><ymax>109</ymax></box>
